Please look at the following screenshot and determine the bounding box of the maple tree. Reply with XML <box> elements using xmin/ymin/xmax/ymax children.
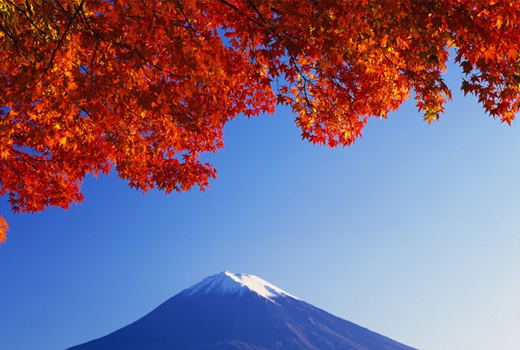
<box><xmin>0</xmin><ymin>0</ymin><xmax>519</xmax><ymax>242</ymax></box>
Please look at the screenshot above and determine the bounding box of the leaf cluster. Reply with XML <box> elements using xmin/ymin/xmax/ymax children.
<box><xmin>0</xmin><ymin>0</ymin><xmax>518</xmax><ymax>241</ymax></box>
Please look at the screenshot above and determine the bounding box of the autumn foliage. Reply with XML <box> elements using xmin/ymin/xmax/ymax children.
<box><xmin>0</xmin><ymin>0</ymin><xmax>519</xmax><ymax>242</ymax></box>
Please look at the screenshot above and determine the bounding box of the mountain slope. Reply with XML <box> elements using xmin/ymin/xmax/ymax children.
<box><xmin>66</xmin><ymin>272</ymin><xmax>419</xmax><ymax>350</ymax></box>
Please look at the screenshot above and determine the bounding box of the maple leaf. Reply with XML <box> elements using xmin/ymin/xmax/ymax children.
<box><xmin>0</xmin><ymin>217</ymin><xmax>8</xmax><ymax>244</ymax></box>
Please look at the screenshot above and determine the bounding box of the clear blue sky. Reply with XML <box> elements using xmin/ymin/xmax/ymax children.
<box><xmin>0</xmin><ymin>66</ymin><xmax>518</xmax><ymax>350</ymax></box>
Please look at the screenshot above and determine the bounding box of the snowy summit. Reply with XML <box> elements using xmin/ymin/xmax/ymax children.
<box><xmin>183</xmin><ymin>271</ymin><xmax>299</xmax><ymax>301</ymax></box>
<box><xmin>66</xmin><ymin>271</ymin><xmax>420</xmax><ymax>350</ymax></box>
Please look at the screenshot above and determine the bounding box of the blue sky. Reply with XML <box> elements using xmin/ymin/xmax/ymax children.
<box><xmin>0</xmin><ymin>66</ymin><xmax>518</xmax><ymax>350</ymax></box>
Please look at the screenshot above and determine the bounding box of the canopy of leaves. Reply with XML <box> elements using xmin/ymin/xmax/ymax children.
<box><xmin>0</xmin><ymin>0</ymin><xmax>518</xmax><ymax>242</ymax></box>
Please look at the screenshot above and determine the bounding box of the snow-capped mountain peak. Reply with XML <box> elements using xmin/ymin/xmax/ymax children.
<box><xmin>184</xmin><ymin>271</ymin><xmax>299</xmax><ymax>301</ymax></box>
<box><xmin>66</xmin><ymin>272</ymin><xmax>420</xmax><ymax>350</ymax></box>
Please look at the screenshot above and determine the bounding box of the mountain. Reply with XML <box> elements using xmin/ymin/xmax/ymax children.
<box><xmin>66</xmin><ymin>271</ymin><xmax>419</xmax><ymax>350</ymax></box>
